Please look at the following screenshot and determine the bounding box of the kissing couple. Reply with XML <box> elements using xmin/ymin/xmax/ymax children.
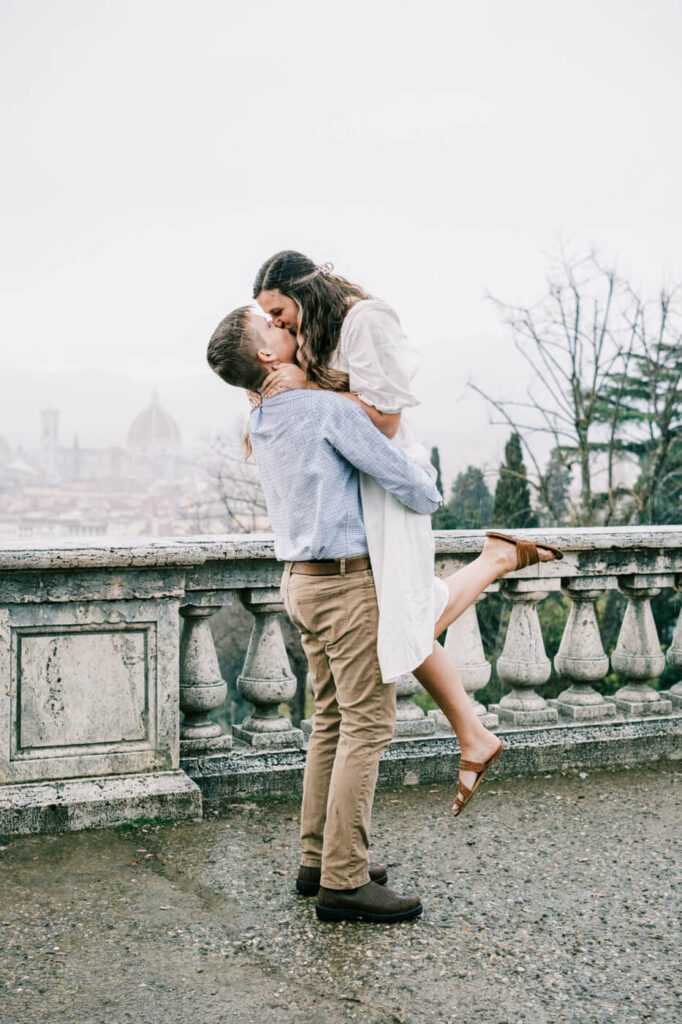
<box><xmin>207</xmin><ymin>250</ymin><xmax>562</xmax><ymax>924</ymax></box>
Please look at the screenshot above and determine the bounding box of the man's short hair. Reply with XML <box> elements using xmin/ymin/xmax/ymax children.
<box><xmin>207</xmin><ymin>306</ymin><xmax>266</xmax><ymax>391</ymax></box>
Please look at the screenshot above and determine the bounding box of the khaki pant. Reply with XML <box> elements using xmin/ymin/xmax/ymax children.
<box><xmin>281</xmin><ymin>563</ymin><xmax>397</xmax><ymax>889</ymax></box>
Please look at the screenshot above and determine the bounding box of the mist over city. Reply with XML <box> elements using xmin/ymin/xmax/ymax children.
<box><xmin>2</xmin><ymin>0</ymin><xmax>681</xmax><ymax>538</ymax></box>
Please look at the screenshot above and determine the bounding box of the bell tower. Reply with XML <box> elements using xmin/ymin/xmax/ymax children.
<box><xmin>41</xmin><ymin>408</ymin><xmax>59</xmax><ymax>478</ymax></box>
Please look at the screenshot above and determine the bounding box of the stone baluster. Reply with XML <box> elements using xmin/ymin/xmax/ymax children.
<box><xmin>393</xmin><ymin>672</ymin><xmax>436</xmax><ymax>739</ymax></box>
<box><xmin>179</xmin><ymin>604</ymin><xmax>232</xmax><ymax>757</ymax></box>
<box><xmin>232</xmin><ymin>588</ymin><xmax>304</xmax><ymax>748</ymax></box>
<box><xmin>611</xmin><ymin>576</ymin><xmax>673</xmax><ymax>716</ymax></box>
<box><xmin>667</xmin><ymin>575</ymin><xmax>682</xmax><ymax>709</ymax></box>
<box><xmin>490</xmin><ymin>580</ymin><xmax>559</xmax><ymax>726</ymax></box>
<box><xmin>300</xmin><ymin>671</ymin><xmax>315</xmax><ymax>738</ymax></box>
<box><xmin>549</xmin><ymin>578</ymin><xmax>616</xmax><ymax>720</ymax></box>
<box><xmin>429</xmin><ymin>592</ymin><xmax>498</xmax><ymax>732</ymax></box>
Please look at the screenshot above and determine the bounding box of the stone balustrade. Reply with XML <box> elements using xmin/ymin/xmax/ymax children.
<box><xmin>0</xmin><ymin>527</ymin><xmax>680</xmax><ymax>836</ymax></box>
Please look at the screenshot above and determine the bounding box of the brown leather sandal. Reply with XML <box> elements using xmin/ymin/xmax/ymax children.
<box><xmin>485</xmin><ymin>530</ymin><xmax>564</xmax><ymax>569</ymax></box>
<box><xmin>453</xmin><ymin>741</ymin><xmax>507</xmax><ymax>817</ymax></box>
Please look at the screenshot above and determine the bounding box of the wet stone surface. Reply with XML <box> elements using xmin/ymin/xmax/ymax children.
<box><xmin>1</xmin><ymin>763</ymin><xmax>680</xmax><ymax>1024</ymax></box>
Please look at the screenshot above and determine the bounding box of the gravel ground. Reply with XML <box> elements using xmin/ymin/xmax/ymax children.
<box><xmin>1</xmin><ymin>763</ymin><xmax>680</xmax><ymax>1024</ymax></box>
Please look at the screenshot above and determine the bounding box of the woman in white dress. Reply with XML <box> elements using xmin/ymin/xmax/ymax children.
<box><xmin>252</xmin><ymin>251</ymin><xmax>560</xmax><ymax>814</ymax></box>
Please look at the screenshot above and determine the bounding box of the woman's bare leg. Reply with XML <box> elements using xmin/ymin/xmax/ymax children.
<box><xmin>433</xmin><ymin>534</ymin><xmax>557</xmax><ymax>638</ymax></box>
<box><xmin>413</xmin><ymin>641</ymin><xmax>501</xmax><ymax>808</ymax></box>
<box><xmin>412</xmin><ymin>536</ymin><xmax>558</xmax><ymax>808</ymax></box>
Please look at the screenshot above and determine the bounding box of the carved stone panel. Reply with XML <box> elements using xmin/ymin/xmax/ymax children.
<box><xmin>16</xmin><ymin>628</ymin><xmax>150</xmax><ymax>751</ymax></box>
<box><xmin>0</xmin><ymin>598</ymin><xmax>179</xmax><ymax>783</ymax></box>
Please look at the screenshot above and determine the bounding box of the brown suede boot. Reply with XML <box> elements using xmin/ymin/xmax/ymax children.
<box><xmin>316</xmin><ymin>881</ymin><xmax>422</xmax><ymax>923</ymax></box>
<box><xmin>296</xmin><ymin>862</ymin><xmax>388</xmax><ymax>897</ymax></box>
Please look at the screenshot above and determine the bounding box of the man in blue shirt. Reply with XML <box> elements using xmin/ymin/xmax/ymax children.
<box><xmin>208</xmin><ymin>307</ymin><xmax>442</xmax><ymax>923</ymax></box>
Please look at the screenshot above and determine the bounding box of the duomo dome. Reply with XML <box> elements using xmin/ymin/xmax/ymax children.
<box><xmin>127</xmin><ymin>392</ymin><xmax>181</xmax><ymax>454</ymax></box>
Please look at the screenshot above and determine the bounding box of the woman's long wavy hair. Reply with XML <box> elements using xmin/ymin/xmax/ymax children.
<box><xmin>252</xmin><ymin>250</ymin><xmax>371</xmax><ymax>391</ymax></box>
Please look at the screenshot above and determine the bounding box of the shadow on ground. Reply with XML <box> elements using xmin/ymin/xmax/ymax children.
<box><xmin>1</xmin><ymin>763</ymin><xmax>680</xmax><ymax>1024</ymax></box>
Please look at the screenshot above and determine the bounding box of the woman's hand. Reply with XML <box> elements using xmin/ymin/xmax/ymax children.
<box><xmin>261</xmin><ymin>362</ymin><xmax>308</xmax><ymax>398</ymax></box>
<box><xmin>246</xmin><ymin>390</ymin><xmax>262</xmax><ymax>409</ymax></box>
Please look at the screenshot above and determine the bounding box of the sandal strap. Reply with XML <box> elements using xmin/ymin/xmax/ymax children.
<box><xmin>515</xmin><ymin>539</ymin><xmax>540</xmax><ymax>570</ymax></box>
<box><xmin>454</xmin><ymin>741</ymin><xmax>507</xmax><ymax>817</ymax></box>
<box><xmin>485</xmin><ymin>530</ymin><xmax>541</xmax><ymax>570</ymax></box>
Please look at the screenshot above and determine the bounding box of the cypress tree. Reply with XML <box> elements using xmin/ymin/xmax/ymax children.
<box><xmin>430</xmin><ymin>446</ymin><xmax>453</xmax><ymax>528</ymax></box>
<box><xmin>444</xmin><ymin>466</ymin><xmax>493</xmax><ymax>529</ymax></box>
<box><xmin>540</xmin><ymin>447</ymin><xmax>572</xmax><ymax>525</ymax></box>
<box><xmin>430</xmin><ymin>445</ymin><xmax>444</xmax><ymax>496</ymax></box>
<box><xmin>491</xmin><ymin>432</ymin><xmax>538</xmax><ymax>528</ymax></box>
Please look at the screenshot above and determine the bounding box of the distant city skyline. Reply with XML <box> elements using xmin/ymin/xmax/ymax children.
<box><xmin>0</xmin><ymin>390</ymin><xmax>264</xmax><ymax>540</ymax></box>
<box><xmin>0</xmin><ymin>339</ymin><xmax>533</xmax><ymax>494</ymax></box>
<box><xmin>2</xmin><ymin>0</ymin><xmax>681</xmax><ymax>492</ymax></box>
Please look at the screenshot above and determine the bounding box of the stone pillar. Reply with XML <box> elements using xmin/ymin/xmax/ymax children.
<box><xmin>549</xmin><ymin>579</ymin><xmax>616</xmax><ymax>721</ymax></box>
<box><xmin>393</xmin><ymin>672</ymin><xmax>436</xmax><ymax>739</ymax></box>
<box><xmin>666</xmin><ymin>575</ymin><xmax>682</xmax><ymax>709</ymax></box>
<box><xmin>429</xmin><ymin>594</ymin><xmax>498</xmax><ymax>732</ymax></box>
<box><xmin>489</xmin><ymin>580</ymin><xmax>558</xmax><ymax>726</ymax></box>
<box><xmin>300</xmin><ymin>671</ymin><xmax>315</xmax><ymax>738</ymax></box>
<box><xmin>232</xmin><ymin>588</ymin><xmax>303</xmax><ymax>749</ymax></box>
<box><xmin>611</xmin><ymin>576</ymin><xmax>673</xmax><ymax>717</ymax></box>
<box><xmin>179</xmin><ymin>604</ymin><xmax>232</xmax><ymax>756</ymax></box>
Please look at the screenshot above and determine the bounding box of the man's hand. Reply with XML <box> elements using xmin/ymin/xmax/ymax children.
<box><xmin>261</xmin><ymin>362</ymin><xmax>308</xmax><ymax>398</ymax></box>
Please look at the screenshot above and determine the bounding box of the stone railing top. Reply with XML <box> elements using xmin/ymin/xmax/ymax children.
<box><xmin>0</xmin><ymin>534</ymin><xmax>277</xmax><ymax>571</ymax></box>
<box><xmin>434</xmin><ymin>525</ymin><xmax>682</xmax><ymax>554</ymax></box>
<box><xmin>0</xmin><ymin>526</ymin><xmax>679</xmax><ymax>573</ymax></box>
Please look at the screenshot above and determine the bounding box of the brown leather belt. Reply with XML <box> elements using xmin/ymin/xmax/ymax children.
<box><xmin>290</xmin><ymin>555</ymin><xmax>371</xmax><ymax>576</ymax></box>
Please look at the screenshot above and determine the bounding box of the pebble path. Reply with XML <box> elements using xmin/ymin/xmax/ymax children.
<box><xmin>1</xmin><ymin>762</ymin><xmax>680</xmax><ymax>1023</ymax></box>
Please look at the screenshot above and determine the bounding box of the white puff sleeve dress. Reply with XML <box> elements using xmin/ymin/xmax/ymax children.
<box><xmin>331</xmin><ymin>299</ymin><xmax>448</xmax><ymax>682</ymax></box>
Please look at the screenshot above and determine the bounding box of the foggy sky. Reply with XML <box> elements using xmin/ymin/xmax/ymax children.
<box><xmin>2</xmin><ymin>0</ymin><xmax>681</xmax><ymax>487</ymax></box>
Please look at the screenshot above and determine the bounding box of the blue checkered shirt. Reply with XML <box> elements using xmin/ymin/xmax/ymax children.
<box><xmin>249</xmin><ymin>390</ymin><xmax>442</xmax><ymax>561</ymax></box>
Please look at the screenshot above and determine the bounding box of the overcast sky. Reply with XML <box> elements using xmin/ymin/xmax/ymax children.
<box><xmin>1</xmin><ymin>0</ymin><xmax>681</xmax><ymax>486</ymax></box>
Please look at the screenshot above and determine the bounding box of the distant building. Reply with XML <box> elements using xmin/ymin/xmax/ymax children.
<box><xmin>41</xmin><ymin>409</ymin><xmax>59</xmax><ymax>478</ymax></box>
<box><xmin>0</xmin><ymin>394</ymin><xmax>265</xmax><ymax>540</ymax></box>
<box><xmin>10</xmin><ymin>393</ymin><xmax>184</xmax><ymax>485</ymax></box>
<box><xmin>126</xmin><ymin>391</ymin><xmax>182</xmax><ymax>480</ymax></box>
